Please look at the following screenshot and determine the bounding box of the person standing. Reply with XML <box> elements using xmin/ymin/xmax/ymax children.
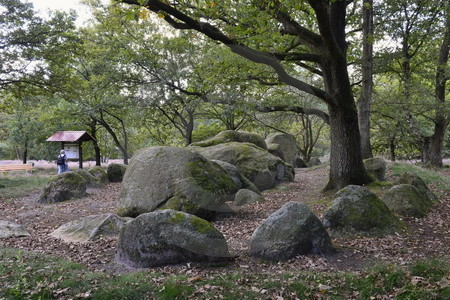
<box><xmin>57</xmin><ymin>150</ymin><xmax>68</xmax><ymax>174</ymax></box>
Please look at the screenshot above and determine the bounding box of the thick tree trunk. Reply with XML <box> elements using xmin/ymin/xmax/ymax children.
<box><xmin>357</xmin><ymin>0</ymin><xmax>374</xmax><ymax>159</ymax></box>
<box><xmin>325</xmin><ymin>104</ymin><xmax>372</xmax><ymax>190</ymax></box>
<box><xmin>421</xmin><ymin>137</ymin><xmax>431</xmax><ymax>164</ymax></box>
<box><xmin>429</xmin><ymin>122</ymin><xmax>447</xmax><ymax>167</ymax></box>
<box><xmin>429</xmin><ymin>3</ymin><xmax>450</xmax><ymax>167</ymax></box>
<box><xmin>320</xmin><ymin>1</ymin><xmax>372</xmax><ymax>190</ymax></box>
<box><xmin>22</xmin><ymin>139</ymin><xmax>28</xmax><ymax>164</ymax></box>
<box><xmin>322</xmin><ymin>57</ymin><xmax>372</xmax><ymax>190</ymax></box>
<box><xmin>389</xmin><ymin>138</ymin><xmax>396</xmax><ymax>161</ymax></box>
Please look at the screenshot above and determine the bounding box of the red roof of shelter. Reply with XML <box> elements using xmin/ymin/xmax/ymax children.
<box><xmin>46</xmin><ymin>131</ymin><xmax>94</xmax><ymax>142</ymax></box>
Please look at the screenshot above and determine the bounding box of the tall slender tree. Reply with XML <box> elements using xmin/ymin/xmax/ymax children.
<box><xmin>358</xmin><ymin>0</ymin><xmax>374</xmax><ymax>159</ymax></box>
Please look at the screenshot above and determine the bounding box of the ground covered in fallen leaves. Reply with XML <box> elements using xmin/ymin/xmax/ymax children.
<box><xmin>1</xmin><ymin>165</ymin><xmax>449</xmax><ymax>279</ymax></box>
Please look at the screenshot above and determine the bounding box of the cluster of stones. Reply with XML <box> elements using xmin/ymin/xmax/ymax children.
<box><xmin>0</xmin><ymin>131</ymin><xmax>438</xmax><ymax>270</ymax></box>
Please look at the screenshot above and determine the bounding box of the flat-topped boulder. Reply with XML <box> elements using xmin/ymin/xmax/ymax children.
<box><xmin>190</xmin><ymin>130</ymin><xmax>267</xmax><ymax>150</ymax></box>
<box><xmin>190</xmin><ymin>142</ymin><xmax>294</xmax><ymax>191</ymax></box>
<box><xmin>115</xmin><ymin>210</ymin><xmax>231</xmax><ymax>268</ymax></box>
<box><xmin>0</xmin><ymin>221</ymin><xmax>30</xmax><ymax>238</ymax></box>
<box><xmin>117</xmin><ymin>146</ymin><xmax>238</xmax><ymax>220</ymax></box>
<box><xmin>38</xmin><ymin>172</ymin><xmax>87</xmax><ymax>203</ymax></box>
<box><xmin>50</xmin><ymin>214</ymin><xmax>130</xmax><ymax>243</ymax></box>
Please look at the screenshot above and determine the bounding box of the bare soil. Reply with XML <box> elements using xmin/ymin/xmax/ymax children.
<box><xmin>1</xmin><ymin>164</ymin><xmax>449</xmax><ymax>277</ymax></box>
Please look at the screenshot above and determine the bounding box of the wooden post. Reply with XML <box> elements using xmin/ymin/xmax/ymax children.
<box><xmin>79</xmin><ymin>141</ymin><xmax>83</xmax><ymax>169</ymax></box>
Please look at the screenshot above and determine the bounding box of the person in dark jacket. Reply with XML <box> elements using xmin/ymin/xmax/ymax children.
<box><xmin>57</xmin><ymin>150</ymin><xmax>68</xmax><ymax>174</ymax></box>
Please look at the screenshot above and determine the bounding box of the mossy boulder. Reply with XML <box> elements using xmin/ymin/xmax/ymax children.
<box><xmin>364</xmin><ymin>157</ymin><xmax>387</xmax><ymax>181</ymax></box>
<box><xmin>233</xmin><ymin>189</ymin><xmax>265</xmax><ymax>207</ymax></box>
<box><xmin>190</xmin><ymin>130</ymin><xmax>267</xmax><ymax>150</ymax></box>
<box><xmin>107</xmin><ymin>163</ymin><xmax>127</xmax><ymax>182</ymax></box>
<box><xmin>265</xmin><ymin>132</ymin><xmax>299</xmax><ymax>166</ymax></box>
<box><xmin>0</xmin><ymin>221</ymin><xmax>30</xmax><ymax>238</ymax></box>
<box><xmin>115</xmin><ymin>210</ymin><xmax>231</xmax><ymax>268</ymax></box>
<box><xmin>190</xmin><ymin>142</ymin><xmax>294</xmax><ymax>191</ymax></box>
<box><xmin>50</xmin><ymin>214</ymin><xmax>130</xmax><ymax>243</ymax></box>
<box><xmin>382</xmin><ymin>184</ymin><xmax>433</xmax><ymax>218</ymax></box>
<box><xmin>38</xmin><ymin>172</ymin><xmax>87</xmax><ymax>203</ymax></box>
<box><xmin>211</xmin><ymin>159</ymin><xmax>260</xmax><ymax>195</ymax></box>
<box><xmin>88</xmin><ymin>166</ymin><xmax>109</xmax><ymax>185</ymax></box>
<box><xmin>395</xmin><ymin>172</ymin><xmax>437</xmax><ymax>203</ymax></box>
<box><xmin>250</xmin><ymin>202</ymin><xmax>334</xmax><ymax>261</ymax></box>
<box><xmin>73</xmin><ymin>169</ymin><xmax>102</xmax><ymax>188</ymax></box>
<box><xmin>322</xmin><ymin>185</ymin><xmax>402</xmax><ymax>237</ymax></box>
<box><xmin>117</xmin><ymin>146</ymin><xmax>238</xmax><ymax>220</ymax></box>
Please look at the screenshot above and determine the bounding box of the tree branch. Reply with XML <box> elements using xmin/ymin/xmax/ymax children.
<box><xmin>257</xmin><ymin>105</ymin><xmax>329</xmax><ymax>124</ymax></box>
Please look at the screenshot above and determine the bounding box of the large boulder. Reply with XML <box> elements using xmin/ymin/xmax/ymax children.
<box><xmin>190</xmin><ymin>130</ymin><xmax>267</xmax><ymax>150</ymax></box>
<box><xmin>107</xmin><ymin>163</ymin><xmax>127</xmax><ymax>182</ymax></box>
<box><xmin>364</xmin><ymin>157</ymin><xmax>387</xmax><ymax>181</ymax></box>
<box><xmin>395</xmin><ymin>172</ymin><xmax>437</xmax><ymax>203</ymax></box>
<box><xmin>117</xmin><ymin>146</ymin><xmax>238</xmax><ymax>220</ymax></box>
<box><xmin>88</xmin><ymin>166</ymin><xmax>109</xmax><ymax>185</ymax></box>
<box><xmin>322</xmin><ymin>185</ymin><xmax>402</xmax><ymax>237</ymax></box>
<box><xmin>115</xmin><ymin>210</ymin><xmax>231</xmax><ymax>268</ymax></box>
<box><xmin>211</xmin><ymin>160</ymin><xmax>260</xmax><ymax>194</ymax></box>
<box><xmin>265</xmin><ymin>132</ymin><xmax>299</xmax><ymax>166</ymax></box>
<box><xmin>73</xmin><ymin>169</ymin><xmax>102</xmax><ymax>188</ymax></box>
<box><xmin>0</xmin><ymin>221</ymin><xmax>30</xmax><ymax>238</ymax></box>
<box><xmin>250</xmin><ymin>202</ymin><xmax>334</xmax><ymax>261</ymax></box>
<box><xmin>382</xmin><ymin>184</ymin><xmax>433</xmax><ymax>218</ymax></box>
<box><xmin>38</xmin><ymin>172</ymin><xmax>87</xmax><ymax>203</ymax></box>
<box><xmin>50</xmin><ymin>214</ymin><xmax>130</xmax><ymax>243</ymax></box>
<box><xmin>190</xmin><ymin>142</ymin><xmax>294</xmax><ymax>191</ymax></box>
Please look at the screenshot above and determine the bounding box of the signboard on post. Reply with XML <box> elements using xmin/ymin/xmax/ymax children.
<box><xmin>63</xmin><ymin>143</ymin><xmax>79</xmax><ymax>159</ymax></box>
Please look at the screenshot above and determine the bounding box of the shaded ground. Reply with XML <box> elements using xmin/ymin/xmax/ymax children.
<box><xmin>0</xmin><ymin>164</ymin><xmax>449</xmax><ymax>278</ymax></box>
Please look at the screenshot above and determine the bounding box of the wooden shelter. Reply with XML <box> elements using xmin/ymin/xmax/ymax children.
<box><xmin>46</xmin><ymin>131</ymin><xmax>95</xmax><ymax>169</ymax></box>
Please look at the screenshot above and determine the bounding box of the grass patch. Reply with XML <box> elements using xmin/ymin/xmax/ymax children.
<box><xmin>0</xmin><ymin>248</ymin><xmax>448</xmax><ymax>299</ymax></box>
<box><xmin>389</xmin><ymin>162</ymin><xmax>450</xmax><ymax>191</ymax></box>
<box><xmin>0</xmin><ymin>170</ymin><xmax>51</xmax><ymax>199</ymax></box>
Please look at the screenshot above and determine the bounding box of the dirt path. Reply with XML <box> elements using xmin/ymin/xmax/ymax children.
<box><xmin>1</xmin><ymin>166</ymin><xmax>449</xmax><ymax>276</ymax></box>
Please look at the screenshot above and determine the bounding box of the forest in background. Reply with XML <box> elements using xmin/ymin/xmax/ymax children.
<box><xmin>1</xmin><ymin>0</ymin><xmax>448</xmax><ymax>173</ymax></box>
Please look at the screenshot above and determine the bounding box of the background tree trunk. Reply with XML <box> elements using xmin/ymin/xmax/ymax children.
<box><xmin>429</xmin><ymin>2</ymin><xmax>450</xmax><ymax>167</ymax></box>
<box><xmin>358</xmin><ymin>0</ymin><xmax>374</xmax><ymax>159</ymax></box>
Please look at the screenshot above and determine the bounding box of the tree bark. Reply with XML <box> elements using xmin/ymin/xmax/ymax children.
<box><xmin>22</xmin><ymin>139</ymin><xmax>28</xmax><ymax>164</ymax></box>
<box><xmin>430</xmin><ymin>1</ymin><xmax>450</xmax><ymax>167</ymax></box>
<box><xmin>316</xmin><ymin>1</ymin><xmax>372</xmax><ymax>190</ymax></box>
<box><xmin>89</xmin><ymin>120</ymin><xmax>101</xmax><ymax>166</ymax></box>
<box><xmin>389</xmin><ymin>138</ymin><xmax>396</xmax><ymax>161</ymax></box>
<box><xmin>357</xmin><ymin>0</ymin><xmax>374</xmax><ymax>159</ymax></box>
